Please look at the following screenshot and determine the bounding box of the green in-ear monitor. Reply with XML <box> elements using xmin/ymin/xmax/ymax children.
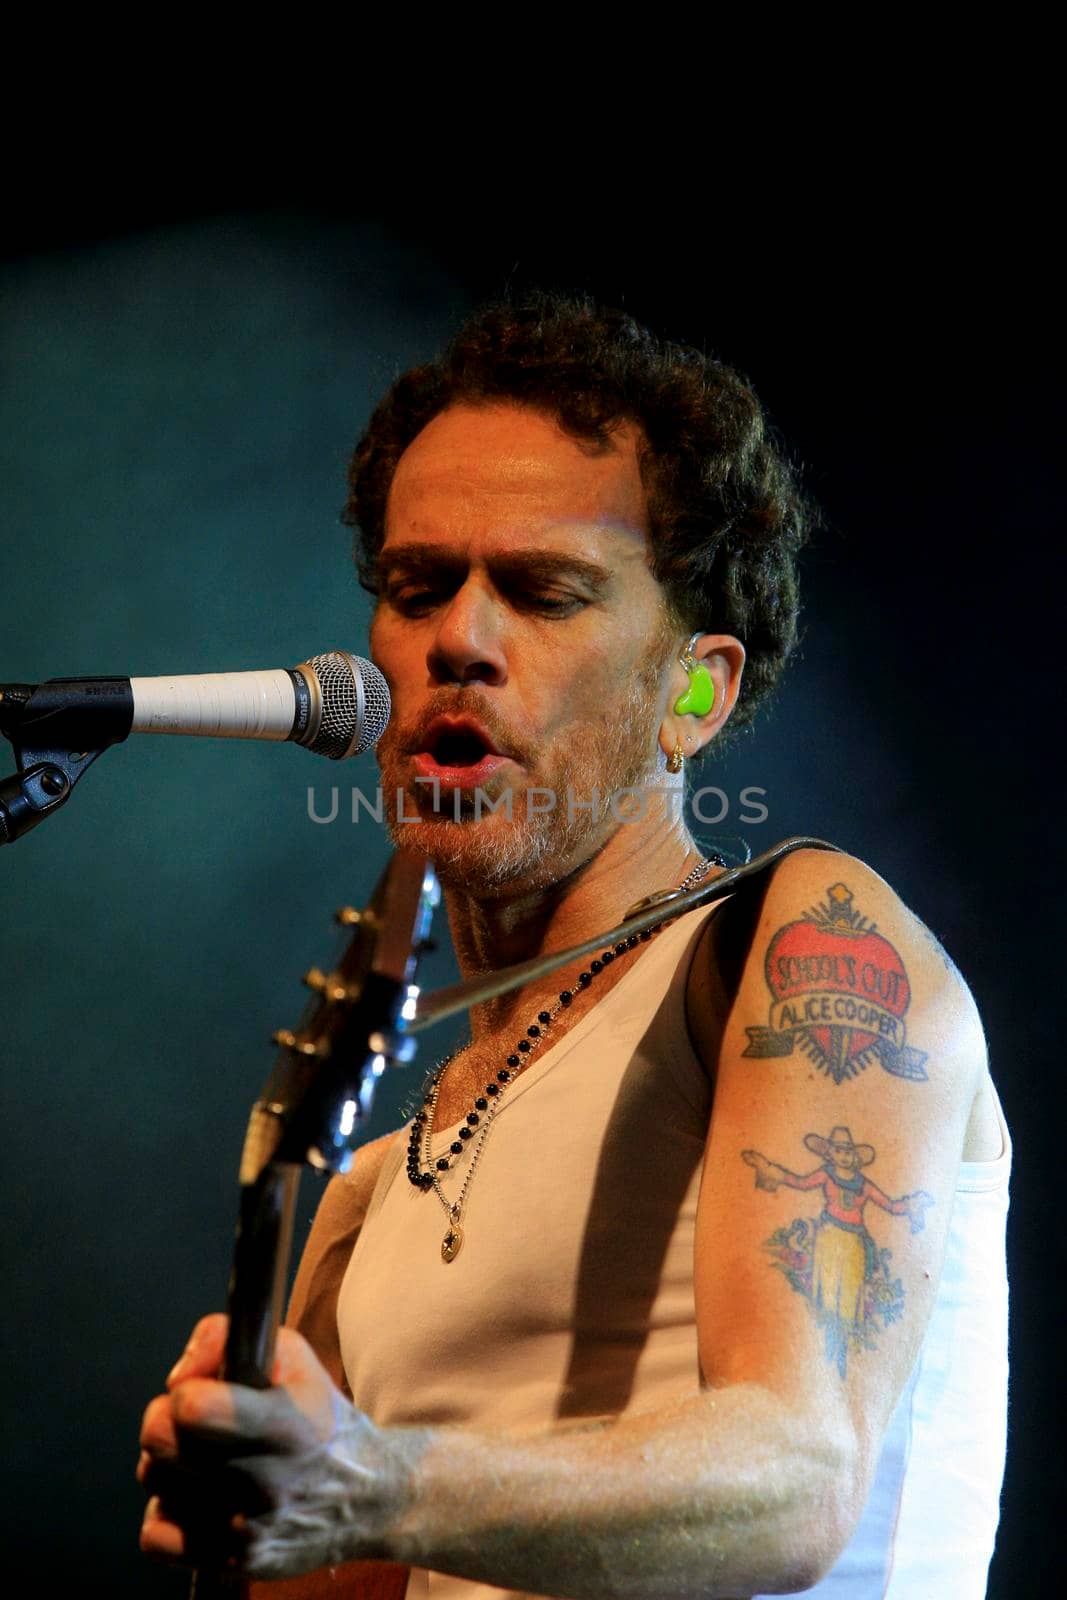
<box><xmin>673</xmin><ymin>634</ymin><xmax>715</xmax><ymax>716</ymax></box>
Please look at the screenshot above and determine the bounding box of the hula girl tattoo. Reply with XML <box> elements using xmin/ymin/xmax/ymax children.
<box><xmin>742</xmin><ymin>1128</ymin><xmax>934</xmax><ymax>1377</ymax></box>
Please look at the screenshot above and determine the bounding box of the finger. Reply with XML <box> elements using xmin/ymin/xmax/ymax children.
<box><xmin>149</xmin><ymin>1493</ymin><xmax>255</xmax><ymax>1572</ymax></box>
<box><xmin>268</xmin><ymin>1326</ymin><xmax>340</xmax><ymax>1397</ymax></box>
<box><xmin>141</xmin><ymin>1393</ymin><xmax>180</xmax><ymax>1461</ymax></box>
<box><xmin>175</xmin><ymin>1330</ymin><xmax>339</xmax><ymax>1441</ymax></box>
<box><xmin>167</xmin><ymin>1312</ymin><xmax>229</xmax><ymax>1387</ymax></box>
<box><xmin>140</xmin><ymin>1485</ymin><xmax>248</xmax><ymax>1568</ymax></box>
<box><xmin>139</xmin><ymin>1494</ymin><xmax>187</xmax><ymax>1562</ymax></box>
<box><xmin>169</xmin><ymin>1377</ymin><xmax>240</xmax><ymax>1440</ymax></box>
<box><xmin>170</xmin><ymin>1375</ymin><xmax>321</xmax><ymax>1457</ymax></box>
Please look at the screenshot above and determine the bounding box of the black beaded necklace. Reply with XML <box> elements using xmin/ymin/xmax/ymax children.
<box><xmin>407</xmin><ymin>855</ymin><xmax>722</xmax><ymax>1261</ymax></box>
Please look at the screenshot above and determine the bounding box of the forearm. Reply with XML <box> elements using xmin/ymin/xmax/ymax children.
<box><xmin>368</xmin><ymin>1385</ymin><xmax>858</xmax><ymax>1600</ymax></box>
<box><xmin>147</xmin><ymin>1325</ymin><xmax>856</xmax><ymax>1593</ymax></box>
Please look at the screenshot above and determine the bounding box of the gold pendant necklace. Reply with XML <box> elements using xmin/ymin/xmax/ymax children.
<box><xmin>441</xmin><ymin>1207</ymin><xmax>463</xmax><ymax>1263</ymax></box>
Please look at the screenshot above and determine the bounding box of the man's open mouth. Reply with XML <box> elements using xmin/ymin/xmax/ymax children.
<box><xmin>411</xmin><ymin>718</ymin><xmax>512</xmax><ymax>788</ymax></box>
<box><xmin>430</xmin><ymin>728</ymin><xmax>494</xmax><ymax>766</ymax></box>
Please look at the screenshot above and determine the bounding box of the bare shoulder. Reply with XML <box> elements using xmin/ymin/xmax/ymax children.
<box><xmin>744</xmin><ymin>846</ymin><xmax>989</xmax><ymax>1105</ymax></box>
<box><xmin>764</xmin><ymin>851</ymin><xmax>991</xmax><ymax>1036</ymax></box>
<box><xmin>688</xmin><ymin>845</ymin><xmax>986</xmax><ymax>1090</ymax></box>
<box><xmin>286</xmin><ymin>1126</ymin><xmax>406</xmax><ymax>1346</ymax></box>
<box><xmin>327</xmin><ymin>1125</ymin><xmax>407</xmax><ymax>1221</ymax></box>
<box><xmin>349</xmin><ymin>1124</ymin><xmax>407</xmax><ymax>1190</ymax></box>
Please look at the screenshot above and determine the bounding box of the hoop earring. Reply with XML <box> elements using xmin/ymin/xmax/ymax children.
<box><xmin>667</xmin><ymin>741</ymin><xmax>684</xmax><ymax>774</ymax></box>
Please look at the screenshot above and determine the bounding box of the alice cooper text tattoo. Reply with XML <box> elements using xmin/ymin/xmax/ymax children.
<box><xmin>742</xmin><ymin>882</ymin><xmax>928</xmax><ymax>1082</ymax></box>
<box><xmin>742</xmin><ymin>1131</ymin><xmax>934</xmax><ymax>1377</ymax></box>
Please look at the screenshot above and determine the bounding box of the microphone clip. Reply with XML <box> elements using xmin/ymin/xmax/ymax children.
<box><xmin>0</xmin><ymin>678</ymin><xmax>132</xmax><ymax>845</ymax></box>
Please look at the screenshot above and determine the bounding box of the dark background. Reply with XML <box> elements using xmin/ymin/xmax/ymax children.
<box><xmin>1</xmin><ymin>178</ymin><xmax>1059</xmax><ymax>1594</ymax></box>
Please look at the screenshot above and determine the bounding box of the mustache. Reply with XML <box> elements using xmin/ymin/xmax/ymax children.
<box><xmin>387</xmin><ymin>692</ymin><xmax>537</xmax><ymax>766</ymax></box>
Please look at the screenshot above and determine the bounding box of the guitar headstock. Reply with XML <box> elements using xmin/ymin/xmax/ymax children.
<box><xmin>241</xmin><ymin>850</ymin><xmax>440</xmax><ymax>1182</ymax></box>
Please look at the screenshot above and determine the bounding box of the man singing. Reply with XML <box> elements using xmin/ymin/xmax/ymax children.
<box><xmin>138</xmin><ymin>296</ymin><xmax>1010</xmax><ymax>1598</ymax></box>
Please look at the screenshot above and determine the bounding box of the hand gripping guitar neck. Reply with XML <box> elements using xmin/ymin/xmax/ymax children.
<box><xmin>189</xmin><ymin>849</ymin><xmax>439</xmax><ymax>1598</ymax></box>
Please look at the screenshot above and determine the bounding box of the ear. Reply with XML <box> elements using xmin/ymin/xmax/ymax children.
<box><xmin>658</xmin><ymin>632</ymin><xmax>746</xmax><ymax>763</ymax></box>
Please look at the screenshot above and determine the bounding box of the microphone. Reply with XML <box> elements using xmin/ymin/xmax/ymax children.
<box><xmin>0</xmin><ymin>651</ymin><xmax>390</xmax><ymax>761</ymax></box>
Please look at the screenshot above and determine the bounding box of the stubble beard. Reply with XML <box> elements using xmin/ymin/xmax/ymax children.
<box><xmin>375</xmin><ymin>670</ymin><xmax>667</xmax><ymax>897</ymax></box>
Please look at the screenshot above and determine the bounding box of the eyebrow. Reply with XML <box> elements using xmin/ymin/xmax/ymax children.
<box><xmin>377</xmin><ymin>543</ymin><xmax>614</xmax><ymax>592</ymax></box>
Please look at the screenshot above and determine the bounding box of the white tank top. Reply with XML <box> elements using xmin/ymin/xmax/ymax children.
<box><xmin>337</xmin><ymin>902</ymin><xmax>1010</xmax><ymax>1600</ymax></box>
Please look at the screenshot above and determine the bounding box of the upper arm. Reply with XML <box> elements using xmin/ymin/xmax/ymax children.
<box><xmin>286</xmin><ymin>1128</ymin><xmax>403</xmax><ymax>1395</ymax></box>
<box><xmin>693</xmin><ymin>849</ymin><xmax>986</xmax><ymax>1492</ymax></box>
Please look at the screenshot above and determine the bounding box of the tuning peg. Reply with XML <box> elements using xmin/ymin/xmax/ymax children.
<box><xmin>336</xmin><ymin>906</ymin><xmax>362</xmax><ymax>927</ymax></box>
<box><xmin>303</xmin><ymin>966</ymin><xmax>350</xmax><ymax>1003</ymax></box>
<box><xmin>272</xmin><ymin>1028</ymin><xmax>325</xmax><ymax>1058</ymax></box>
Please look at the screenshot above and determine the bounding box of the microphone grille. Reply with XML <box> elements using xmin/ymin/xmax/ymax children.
<box><xmin>305</xmin><ymin>652</ymin><xmax>390</xmax><ymax>758</ymax></box>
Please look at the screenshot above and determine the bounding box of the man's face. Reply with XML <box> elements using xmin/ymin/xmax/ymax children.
<box><xmin>369</xmin><ymin>402</ymin><xmax>676</xmax><ymax>893</ymax></box>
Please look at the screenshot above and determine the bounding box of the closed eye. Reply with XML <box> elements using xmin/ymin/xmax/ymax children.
<box><xmin>385</xmin><ymin>584</ymin><xmax>589</xmax><ymax>619</ymax></box>
<box><xmin>378</xmin><ymin>546</ymin><xmax>611</xmax><ymax>619</ymax></box>
<box><xmin>510</xmin><ymin>589</ymin><xmax>588</xmax><ymax>616</ymax></box>
<box><xmin>383</xmin><ymin>576</ymin><xmax>470</xmax><ymax>616</ymax></box>
<box><xmin>386</xmin><ymin>587</ymin><xmax>448</xmax><ymax>615</ymax></box>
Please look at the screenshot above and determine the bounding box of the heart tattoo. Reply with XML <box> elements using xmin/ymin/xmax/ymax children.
<box><xmin>742</xmin><ymin>883</ymin><xmax>928</xmax><ymax>1083</ymax></box>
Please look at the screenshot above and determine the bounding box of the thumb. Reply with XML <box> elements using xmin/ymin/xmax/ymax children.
<box><xmin>269</xmin><ymin>1326</ymin><xmax>330</xmax><ymax>1389</ymax></box>
<box><xmin>166</xmin><ymin>1313</ymin><xmax>229</xmax><ymax>1388</ymax></box>
<box><xmin>268</xmin><ymin>1328</ymin><xmax>349</xmax><ymax>1436</ymax></box>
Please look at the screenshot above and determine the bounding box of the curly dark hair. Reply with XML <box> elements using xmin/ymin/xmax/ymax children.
<box><xmin>343</xmin><ymin>294</ymin><xmax>812</xmax><ymax>738</ymax></box>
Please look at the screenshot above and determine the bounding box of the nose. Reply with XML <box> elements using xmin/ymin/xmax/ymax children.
<box><xmin>427</xmin><ymin>579</ymin><xmax>508</xmax><ymax>687</ymax></box>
